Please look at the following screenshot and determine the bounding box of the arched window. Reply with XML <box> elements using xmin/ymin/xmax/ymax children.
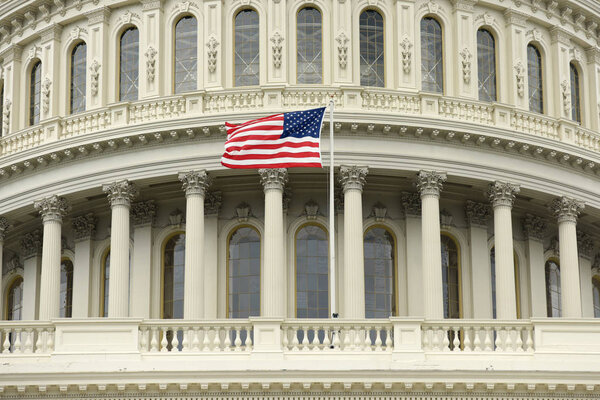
<box><xmin>545</xmin><ymin>259</ymin><xmax>561</xmax><ymax>317</ymax></box>
<box><xmin>234</xmin><ymin>10</ymin><xmax>260</xmax><ymax>86</ymax></box>
<box><xmin>527</xmin><ymin>44</ymin><xmax>543</xmax><ymax>113</ymax></box>
<box><xmin>359</xmin><ymin>10</ymin><xmax>384</xmax><ymax>87</ymax></box>
<box><xmin>593</xmin><ymin>277</ymin><xmax>600</xmax><ymax>318</ymax></box>
<box><xmin>364</xmin><ymin>227</ymin><xmax>396</xmax><ymax>318</ymax></box>
<box><xmin>70</xmin><ymin>42</ymin><xmax>87</xmax><ymax>114</ymax></box>
<box><xmin>441</xmin><ymin>234</ymin><xmax>460</xmax><ymax>318</ymax></box>
<box><xmin>6</xmin><ymin>277</ymin><xmax>24</xmax><ymax>320</ymax></box>
<box><xmin>569</xmin><ymin>62</ymin><xmax>581</xmax><ymax>123</ymax></box>
<box><xmin>162</xmin><ymin>233</ymin><xmax>185</xmax><ymax>319</ymax></box>
<box><xmin>60</xmin><ymin>259</ymin><xmax>74</xmax><ymax>318</ymax></box>
<box><xmin>174</xmin><ymin>16</ymin><xmax>198</xmax><ymax>93</ymax></box>
<box><xmin>228</xmin><ymin>226</ymin><xmax>260</xmax><ymax>318</ymax></box>
<box><xmin>297</xmin><ymin>7</ymin><xmax>322</xmax><ymax>84</ymax></box>
<box><xmin>295</xmin><ymin>224</ymin><xmax>328</xmax><ymax>318</ymax></box>
<box><xmin>100</xmin><ymin>250</ymin><xmax>110</xmax><ymax>317</ymax></box>
<box><xmin>477</xmin><ymin>29</ymin><xmax>496</xmax><ymax>102</ymax></box>
<box><xmin>421</xmin><ymin>17</ymin><xmax>443</xmax><ymax>93</ymax></box>
<box><xmin>119</xmin><ymin>27</ymin><xmax>139</xmax><ymax>101</ymax></box>
<box><xmin>490</xmin><ymin>247</ymin><xmax>521</xmax><ymax>318</ymax></box>
<box><xmin>29</xmin><ymin>60</ymin><xmax>42</xmax><ymax>125</ymax></box>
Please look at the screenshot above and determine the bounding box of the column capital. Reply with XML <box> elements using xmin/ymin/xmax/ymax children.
<box><xmin>0</xmin><ymin>217</ymin><xmax>9</xmax><ymax>242</ymax></box>
<box><xmin>522</xmin><ymin>214</ymin><xmax>547</xmax><ymax>242</ymax></box>
<box><xmin>339</xmin><ymin>165</ymin><xmax>368</xmax><ymax>193</ymax></box>
<box><xmin>103</xmin><ymin>180</ymin><xmax>138</xmax><ymax>207</ymax></box>
<box><xmin>178</xmin><ymin>170</ymin><xmax>211</xmax><ymax>197</ymax></box>
<box><xmin>465</xmin><ymin>200</ymin><xmax>491</xmax><ymax>228</ymax></box>
<box><xmin>34</xmin><ymin>195</ymin><xmax>70</xmax><ymax>223</ymax></box>
<box><xmin>131</xmin><ymin>200</ymin><xmax>156</xmax><ymax>227</ymax></box>
<box><xmin>550</xmin><ymin>196</ymin><xmax>585</xmax><ymax>223</ymax></box>
<box><xmin>259</xmin><ymin>168</ymin><xmax>288</xmax><ymax>192</ymax></box>
<box><xmin>401</xmin><ymin>192</ymin><xmax>421</xmax><ymax>217</ymax></box>
<box><xmin>416</xmin><ymin>170</ymin><xmax>446</xmax><ymax>198</ymax></box>
<box><xmin>487</xmin><ymin>181</ymin><xmax>520</xmax><ymax>208</ymax></box>
<box><xmin>72</xmin><ymin>213</ymin><xmax>97</xmax><ymax>241</ymax></box>
<box><xmin>577</xmin><ymin>230</ymin><xmax>594</xmax><ymax>260</ymax></box>
<box><xmin>204</xmin><ymin>191</ymin><xmax>222</xmax><ymax>216</ymax></box>
<box><xmin>21</xmin><ymin>230</ymin><xmax>42</xmax><ymax>259</ymax></box>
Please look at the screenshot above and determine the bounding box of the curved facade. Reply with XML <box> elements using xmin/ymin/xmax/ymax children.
<box><xmin>1</xmin><ymin>0</ymin><xmax>600</xmax><ymax>398</ymax></box>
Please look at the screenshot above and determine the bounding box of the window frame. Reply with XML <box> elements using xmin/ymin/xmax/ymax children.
<box><xmin>59</xmin><ymin>257</ymin><xmax>74</xmax><ymax>318</ymax></box>
<box><xmin>476</xmin><ymin>27</ymin><xmax>498</xmax><ymax>102</ymax></box>
<box><xmin>544</xmin><ymin>257</ymin><xmax>561</xmax><ymax>318</ymax></box>
<box><xmin>5</xmin><ymin>275</ymin><xmax>24</xmax><ymax>321</ymax></box>
<box><xmin>363</xmin><ymin>224</ymin><xmax>398</xmax><ymax>318</ymax></box>
<box><xmin>233</xmin><ymin>8</ymin><xmax>261</xmax><ymax>87</ymax></box>
<box><xmin>441</xmin><ymin>232</ymin><xmax>462</xmax><ymax>319</ymax></box>
<box><xmin>295</xmin><ymin>6</ymin><xmax>324</xmax><ymax>85</ymax></box>
<box><xmin>593</xmin><ymin>275</ymin><xmax>600</xmax><ymax>318</ymax></box>
<box><xmin>358</xmin><ymin>7</ymin><xmax>386</xmax><ymax>88</ymax></box>
<box><xmin>420</xmin><ymin>15</ymin><xmax>444</xmax><ymax>94</ymax></box>
<box><xmin>69</xmin><ymin>41</ymin><xmax>87</xmax><ymax>115</ymax></box>
<box><xmin>99</xmin><ymin>248</ymin><xmax>110</xmax><ymax>318</ymax></box>
<box><xmin>173</xmin><ymin>15</ymin><xmax>199</xmax><ymax>94</ymax></box>
<box><xmin>526</xmin><ymin>42</ymin><xmax>544</xmax><ymax>114</ymax></box>
<box><xmin>569</xmin><ymin>61</ymin><xmax>582</xmax><ymax>123</ymax></box>
<box><xmin>118</xmin><ymin>26</ymin><xmax>140</xmax><ymax>102</ymax></box>
<box><xmin>160</xmin><ymin>231</ymin><xmax>186</xmax><ymax>319</ymax></box>
<box><xmin>29</xmin><ymin>59</ymin><xmax>42</xmax><ymax>126</ymax></box>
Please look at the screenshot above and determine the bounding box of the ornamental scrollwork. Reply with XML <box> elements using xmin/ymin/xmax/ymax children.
<box><xmin>465</xmin><ymin>200</ymin><xmax>491</xmax><ymax>228</ymax></box>
<box><xmin>487</xmin><ymin>181</ymin><xmax>520</xmax><ymax>208</ymax></box>
<box><xmin>21</xmin><ymin>230</ymin><xmax>42</xmax><ymax>259</ymax></box>
<box><xmin>0</xmin><ymin>216</ymin><xmax>9</xmax><ymax>241</ymax></box>
<box><xmin>460</xmin><ymin>48</ymin><xmax>472</xmax><ymax>83</ymax></box>
<box><xmin>401</xmin><ymin>192</ymin><xmax>421</xmax><ymax>217</ymax></box>
<box><xmin>179</xmin><ymin>170</ymin><xmax>211</xmax><ymax>197</ymax></box>
<box><xmin>522</xmin><ymin>214</ymin><xmax>547</xmax><ymax>241</ymax></box>
<box><xmin>259</xmin><ymin>168</ymin><xmax>288</xmax><ymax>191</ymax></box>
<box><xmin>204</xmin><ymin>191</ymin><xmax>222</xmax><ymax>216</ymax></box>
<box><xmin>304</xmin><ymin>200</ymin><xmax>319</xmax><ymax>220</ymax></box>
<box><xmin>514</xmin><ymin>60</ymin><xmax>525</xmax><ymax>97</ymax></box>
<box><xmin>336</xmin><ymin>32</ymin><xmax>349</xmax><ymax>69</ymax></box>
<box><xmin>416</xmin><ymin>170</ymin><xmax>446</xmax><ymax>198</ymax></box>
<box><xmin>145</xmin><ymin>46</ymin><xmax>157</xmax><ymax>82</ymax></box>
<box><xmin>89</xmin><ymin>60</ymin><xmax>101</xmax><ymax>96</ymax></box>
<box><xmin>339</xmin><ymin>166</ymin><xmax>368</xmax><ymax>193</ymax></box>
<box><xmin>271</xmin><ymin>31</ymin><xmax>284</xmax><ymax>68</ymax></box>
<box><xmin>235</xmin><ymin>202</ymin><xmax>251</xmax><ymax>222</ymax></box>
<box><xmin>550</xmin><ymin>196</ymin><xmax>584</xmax><ymax>223</ymax></box>
<box><xmin>102</xmin><ymin>180</ymin><xmax>138</xmax><ymax>207</ymax></box>
<box><xmin>371</xmin><ymin>202</ymin><xmax>387</xmax><ymax>222</ymax></box>
<box><xmin>131</xmin><ymin>200</ymin><xmax>156</xmax><ymax>226</ymax></box>
<box><xmin>576</xmin><ymin>230</ymin><xmax>594</xmax><ymax>259</ymax></box>
<box><xmin>72</xmin><ymin>213</ymin><xmax>97</xmax><ymax>240</ymax></box>
<box><xmin>34</xmin><ymin>195</ymin><xmax>70</xmax><ymax>223</ymax></box>
<box><xmin>206</xmin><ymin>35</ymin><xmax>219</xmax><ymax>73</ymax></box>
<box><xmin>400</xmin><ymin>35</ymin><xmax>413</xmax><ymax>74</ymax></box>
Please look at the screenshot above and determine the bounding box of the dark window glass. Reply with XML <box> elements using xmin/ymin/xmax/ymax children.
<box><xmin>234</xmin><ymin>10</ymin><xmax>260</xmax><ymax>86</ymax></box>
<box><xmin>593</xmin><ymin>277</ymin><xmax>600</xmax><ymax>318</ymax></box>
<box><xmin>421</xmin><ymin>17</ymin><xmax>443</xmax><ymax>93</ymax></box>
<box><xmin>296</xmin><ymin>225</ymin><xmax>328</xmax><ymax>318</ymax></box>
<box><xmin>101</xmin><ymin>251</ymin><xmax>110</xmax><ymax>317</ymax></box>
<box><xmin>29</xmin><ymin>61</ymin><xmax>42</xmax><ymax>125</ymax></box>
<box><xmin>477</xmin><ymin>29</ymin><xmax>496</xmax><ymax>102</ymax></box>
<box><xmin>359</xmin><ymin>10</ymin><xmax>384</xmax><ymax>87</ymax></box>
<box><xmin>364</xmin><ymin>228</ymin><xmax>395</xmax><ymax>318</ymax></box>
<box><xmin>119</xmin><ymin>27</ymin><xmax>139</xmax><ymax>101</ymax></box>
<box><xmin>527</xmin><ymin>44</ymin><xmax>543</xmax><ymax>113</ymax></box>
<box><xmin>0</xmin><ymin>83</ymin><xmax>4</xmax><ymax>136</ymax></box>
<box><xmin>70</xmin><ymin>42</ymin><xmax>87</xmax><ymax>114</ymax></box>
<box><xmin>297</xmin><ymin>7</ymin><xmax>322</xmax><ymax>84</ymax></box>
<box><xmin>570</xmin><ymin>62</ymin><xmax>581</xmax><ymax>123</ymax></box>
<box><xmin>441</xmin><ymin>234</ymin><xmax>460</xmax><ymax>318</ymax></box>
<box><xmin>60</xmin><ymin>259</ymin><xmax>74</xmax><ymax>318</ymax></box>
<box><xmin>175</xmin><ymin>16</ymin><xmax>198</xmax><ymax>93</ymax></box>
<box><xmin>545</xmin><ymin>260</ymin><xmax>561</xmax><ymax>317</ymax></box>
<box><xmin>490</xmin><ymin>247</ymin><xmax>521</xmax><ymax>319</ymax></box>
<box><xmin>163</xmin><ymin>234</ymin><xmax>186</xmax><ymax>319</ymax></box>
<box><xmin>7</xmin><ymin>277</ymin><xmax>24</xmax><ymax>321</ymax></box>
<box><xmin>228</xmin><ymin>227</ymin><xmax>261</xmax><ymax>318</ymax></box>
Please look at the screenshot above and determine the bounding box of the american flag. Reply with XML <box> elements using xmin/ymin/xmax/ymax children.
<box><xmin>221</xmin><ymin>107</ymin><xmax>326</xmax><ymax>169</ymax></box>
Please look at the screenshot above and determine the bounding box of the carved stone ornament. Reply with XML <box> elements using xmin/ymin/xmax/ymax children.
<box><xmin>169</xmin><ymin>208</ymin><xmax>184</xmax><ymax>226</ymax></box>
<box><xmin>550</xmin><ymin>196</ymin><xmax>585</xmax><ymax>223</ymax></box>
<box><xmin>336</xmin><ymin>31</ymin><xmax>349</xmax><ymax>69</ymax></box>
<box><xmin>175</xmin><ymin>1</ymin><xmax>191</xmax><ymax>12</ymax></box>
<box><xmin>204</xmin><ymin>191</ymin><xmax>222</xmax><ymax>216</ymax></box>
<box><xmin>270</xmin><ymin>31</ymin><xmax>284</xmax><ymax>68</ymax></box>
<box><xmin>334</xmin><ymin>185</ymin><xmax>344</xmax><ymax>214</ymax></box>
<box><xmin>34</xmin><ymin>195</ymin><xmax>70</xmax><ymax>223</ymax></box>
<box><xmin>487</xmin><ymin>181</ymin><xmax>520</xmax><ymax>208</ymax></box>
<box><xmin>560</xmin><ymin>79</ymin><xmax>571</xmax><ymax>115</ymax></box>
<box><xmin>459</xmin><ymin>48</ymin><xmax>472</xmax><ymax>83</ymax></box>
<box><xmin>102</xmin><ymin>180</ymin><xmax>138</xmax><ymax>208</ymax></box>
<box><xmin>416</xmin><ymin>170</ymin><xmax>447</xmax><ymax>198</ymax></box>
<box><xmin>593</xmin><ymin>254</ymin><xmax>600</xmax><ymax>275</ymax></box>
<box><xmin>425</xmin><ymin>0</ymin><xmax>440</xmax><ymax>14</ymax></box>
<box><xmin>259</xmin><ymin>168</ymin><xmax>288</xmax><ymax>191</ymax></box>
<box><xmin>145</xmin><ymin>46</ymin><xmax>157</xmax><ymax>82</ymax></box>
<box><xmin>400</xmin><ymin>35</ymin><xmax>413</xmax><ymax>74</ymax></box>
<box><xmin>3</xmin><ymin>256</ymin><xmax>22</xmax><ymax>277</ymax></box>
<box><xmin>304</xmin><ymin>200</ymin><xmax>319</xmax><ymax>220</ymax></box>
<box><xmin>41</xmin><ymin>77</ymin><xmax>52</xmax><ymax>113</ymax></box>
<box><xmin>401</xmin><ymin>192</ymin><xmax>421</xmax><ymax>217</ymax></box>
<box><xmin>514</xmin><ymin>61</ymin><xmax>525</xmax><ymax>97</ymax></box>
<box><xmin>72</xmin><ymin>213</ymin><xmax>96</xmax><ymax>240</ymax></box>
<box><xmin>282</xmin><ymin>187</ymin><xmax>292</xmax><ymax>212</ymax></box>
<box><xmin>206</xmin><ymin>35</ymin><xmax>219</xmax><ymax>73</ymax></box>
<box><xmin>339</xmin><ymin>166</ymin><xmax>368</xmax><ymax>193</ymax></box>
<box><xmin>528</xmin><ymin>28</ymin><xmax>542</xmax><ymax>42</ymax></box>
<box><xmin>440</xmin><ymin>209</ymin><xmax>454</xmax><ymax>227</ymax></box>
<box><xmin>522</xmin><ymin>214</ymin><xmax>547</xmax><ymax>241</ymax></box>
<box><xmin>70</xmin><ymin>26</ymin><xmax>87</xmax><ymax>41</ymax></box>
<box><xmin>235</xmin><ymin>202</ymin><xmax>251</xmax><ymax>222</ymax></box>
<box><xmin>131</xmin><ymin>200</ymin><xmax>156</xmax><ymax>226</ymax></box>
<box><xmin>465</xmin><ymin>200</ymin><xmax>491</xmax><ymax>228</ymax></box>
<box><xmin>0</xmin><ymin>216</ymin><xmax>9</xmax><ymax>241</ymax></box>
<box><xmin>372</xmin><ymin>202</ymin><xmax>387</xmax><ymax>222</ymax></box>
<box><xmin>546</xmin><ymin>1</ymin><xmax>558</xmax><ymax>18</ymax></box>
<box><xmin>576</xmin><ymin>230</ymin><xmax>594</xmax><ymax>259</ymax></box>
<box><xmin>21</xmin><ymin>230</ymin><xmax>42</xmax><ymax>259</ymax></box>
<box><xmin>89</xmin><ymin>60</ymin><xmax>101</xmax><ymax>96</ymax></box>
<box><xmin>179</xmin><ymin>170</ymin><xmax>211</xmax><ymax>197</ymax></box>
<box><xmin>2</xmin><ymin>99</ymin><xmax>10</xmax><ymax>134</ymax></box>
<box><xmin>119</xmin><ymin>10</ymin><xmax>140</xmax><ymax>25</ymax></box>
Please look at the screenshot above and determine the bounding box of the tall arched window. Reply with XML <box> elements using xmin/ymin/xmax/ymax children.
<box><xmin>162</xmin><ymin>233</ymin><xmax>185</xmax><ymax>319</ymax></box>
<box><xmin>70</xmin><ymin>42</ymin><xmax>87</xmax><ymax>114</ymax></box>
<box><xmin>228</xmin><ymin>227</ymin><xmax>260</xmax><ymax>318</ymax></box>
<box><xmin>359</xmin><ymin>10</ymin><xmax>384</xmax><ymax>87</ymax></box>
<box><xmin>490</xmin><ymin>247</ymin><xmax>521</xmax><ymax>318</ymax></box>
<box><xmin>295</xmin><ymin>224</ymin><xmax>328</xmax><ymax>318</ymax></box>
<box><xmin>569</xmin><ymin>62</ymin><xmax>581</xmax><ymax>123</ymax></box>
<box><xmin>6</xmin><ymin>277</ymin><xmax>24</xmax><ymax>320</ymax></box>
<box><xmin>593</xmin><ymin>277</ymin><xmax>600</xmax><ymax>318</ymax></box>
<box><xmin>527</xmin><ymin>44</ymin><xmax>543</xmax><ymax>113</ymax></box>
<box><xmin>297</xmin><ymin>7</ymin><xmax>322</xmax><ymax>84</ymax></box>
<box><xmin>234</xmin><ymin>10</ymin><xmax>260</xmax><ymax>86</ymax></box>
<box><xmin>421</xmin><ymin>17</ymin><xmax>443</xmax><ymax>93</ymax></box>
<box><xmin>100</xmin><ymin>250</ymin><xmax>110</xmax><ymax>317</ymax></box>
<box><xmin>441</xmin><ymin>234</ymin><xmax>460</xmax><ymax>318</ymax></box>
<box><xmin>119</xmin><ymin>27</ymin><xmax>139</xmax><ymax>101</ymax></box>
<box><xmin>60</xmin><ymin>259</ymin><xmax>74</xmax><ymax>318</ymax></box>
<box><xmin>477</xmin><ymin>28</ymin><xmax>496</xmax><ymax>102</ymax></box>
<box><xmin>174</xmin><ymin>16</ymin><xmax>198</xmax><ymax>93</ymax></box>
<box><xmin>364</xmin><ymin>227</ymin><xmax>396</xmax><ymax>318</ymax></box>
<box><xmin>29</xmin><ymin>60</ymin><xmax>42</xmax><ymax>126</ymax></box>
<box><xmin>545</xmin><ymin>259</ymin><xmax>561</xmax><ymax>317</ymax></box>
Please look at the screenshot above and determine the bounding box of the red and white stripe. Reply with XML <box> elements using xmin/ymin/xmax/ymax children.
<box><xmin>221</xmin><ymin>113</ymin><xmax>322</xmax><ymax>169</ymax></box>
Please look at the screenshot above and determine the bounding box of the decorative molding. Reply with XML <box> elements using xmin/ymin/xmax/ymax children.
<box><xmin>2</xmin><ymin>98</ymin><xmax>11</xmax><ymax>134</ymax></box>
<box><xmin>2</xmin><ymin>255</ymin><xmax>21</xmax><ymax>277</ymax></box>
<box><xmin>560</xmin><ymin>79</ymin><xmax>570</xmax><ymax>115</ymax></box>
<box><xmin>336</xmin><ymin>32</ymin><xmax>349</xmax><ymax>69</ymax></box>
<box><xmin>178</xmin><ymin>170</ymin><xmax>211</xmax><ymax>197</ymax></box>
<box><xmin>440</xmin><ymin>209</ymin><xmax>454</xmax><ymax>228</ymax></box>
<box><xmin>131</xmin><ymin>200</ymin><xmax>156</xmax><ymax>227</ymax></box>
<box><xmin>206</xmin><ymin>35</ymin><xmax>219</xmax><ymax>73</ymax></box>
<box><xmin>89</xmin><ymin>60</ymin><xmax>101</xmax><ymax>96</ymax></box>
<box><xmin>476</xmin><ymin>12</ymin><xmax>495</xmax><ymax>26</ymax></box>
<box><xmin>102</xmin><ymin>180</ymin><xmax>138</xmax><ymax>208</ymax></box>
<box><xmin>459</xmin><ymin>48</ymin><xmax>472</xmax><ymax>83</ymax></box>
<box><xmin>34</xmin><ymin>195</ymin><xmax>70</xmax><ymax>223</ymax></box>
<box><xmin>72</xmin><ymin>213</ymin><xmax>96</xmax><ymax>240</ymax></box>
<box><xmin>576</xmin><ymin>230</ymin><xmax>594</xmax><ymax>259</ymax></box>
<box><xmin>282</xmin><ymin>186</ymin><xmax>292</xmax><ymax>213</ymax></box>
<box><xmin>465</xmin><ymin>200</ymin><xmax>490</xmax><ymax>228</ymax></box>
<box><xmin>401</xmin><ymin>192</ymin><xmax>421</xmax><ymax>217</ymax></box>
<box><xmin>0</xmin><ymin>216</ymin><xmax>9</xmax><ymax>241</ymax></box>
<box><xmin>303</xmin><ymin>200</ymin><xmax>320</xmax><ymax>220</ymax></box>
<box><xmin>527</xmin><ymin>28</ymin><xmax>542</xmax><ymax>42</ymax></box>
<box><xmin>522</xmin><ymin>214</ymin><xmax>547</xmax><ymax>241</ymax></box>
<box><xmin>118</xmin><ymin>10</ymin><xmax>140</xmax><ymax>25</ymax></box>
<box><xmin>204</xmin><ymin>191</ymin><xmax>222</xmax><ymax>216</ymax></box>
<box><xmin>334</xmin><ymin>185</ymin><xmax>344</xmax><ymax>214</ymax></box>
<box><xmin>514</xmin><ymin>60</ymin><xmax>525</xmax><ymax>97</ymax></box>
<box><xmin>145</xmin><ymin>46</ymin><xmax>157</xmax><ymax>83</ymax></box>
<box><xmin>546</xmin><ymin>1</ymin><xmax>558</xmax><ymax>19</ymax></box>
<box><xmin>41</xmin><ymin>77</ymin><xmax>51</xmax><ymax>113</ymax></box>
<box><xmin>270</xmin><ymin>31</ymin><xmax>284</xmax><ymax>68</ymax></box>
<box><xmin>550</xmin><ymin>196</ymin><xmax>584</xmax><ymax>223</ymax></box>
<box><xmin>259</xmin><ymin>168</ymin><xmax>288</xmax><ymax>192</ymax></box>
<box><xmin>423</xmin><ymin>0</ymin><xmax>440</xmax><ymax>15</ymax></box>
<box><xmin>70</xmin><ymin>26</ymin><xmax>87</xmax><ymax>41</ymax></box>
<box><xmin>416</xmin><ymin>170</ymin><xmax>446</xmax><ymax>198</ymax></box>
<box><xmin>169</xmin><ymin>208</ymin><xmax>184</xmax><ymax>226</ymax></box>
<box><xmin>26</xmin><ymin>45</ymin><xmax>42</xmax><ymax>64</ymax></box>
<box><xmin>234</xmin><ymin>202</ymin><xmax>251</xmax><ymax>222</ymax></box>
<box><xmin>371</xmin><ymin>202</ymin><xmax>387</xmax><ymax>222</ymax></box>
<box><xmin>487</xmin><ymin>181</ymin><xmax>520</xmax><ymax>208</ymax></box>
<box><xmin>20</xmin><ymin>230</ymin><xmax>42</xmax><ymax>259</ymax></box>
<box><xmin>339</xmin><ymin>166</ymin><xmax>368</xmax><ymax>193</ymax></box>
<box><xmin>400</xmin><ymin>35</ymin><xmax>412</xmax><ymax>74</ymax></box>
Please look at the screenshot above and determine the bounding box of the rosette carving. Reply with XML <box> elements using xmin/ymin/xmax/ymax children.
<box><xmin>21</xmin><ymin>230</ymin><xmax>42</xmax><ymax>259</ymax></box>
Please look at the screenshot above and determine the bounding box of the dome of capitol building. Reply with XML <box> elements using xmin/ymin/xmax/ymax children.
<box><xmin>1</xmin><ymin>0</ymin><xmax>600</xmax><ymax>398</ymax></box>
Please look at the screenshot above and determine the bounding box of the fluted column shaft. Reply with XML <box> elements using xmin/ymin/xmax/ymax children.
<box><xmin>103</xmin><ymin>181</ymin><xmax>138</xmax><ymax>318</ymax></box>
<box><xmin>34</xmin><ymin>196</ymin><xmax>70</xmax><ymax>320</ymax></box>
<box><xmin>179</xmin><ymin>171</ymin><xmax>211</xmax><ymax>319</ymax></box>
<box><xmin>552</xmin><ymin>197</ymin><xmax>585</xmax><ymax>318</ymax></box>
<box><xmin>339</xmin><ymin>166</ymin><xmax>368</xmax><ymax>318</ymax></box>
<box><xmin>259</xmin><ymin>168</ymin><xmax>288</xmax><ymax>317</ymax></box>
<box><xmin>417</xmin><ymin>171</ymin><xmax>446</xmax><ymax>319</ymax></box>
<box><xmin>0</xmin><ymin>217</ymin><xmax>9</xmax><ymax>320</ymax></box>
<box><xmin>487</xmin><ymin>181</ymin><xmax>520</xmax><ymax>320</ymax></box>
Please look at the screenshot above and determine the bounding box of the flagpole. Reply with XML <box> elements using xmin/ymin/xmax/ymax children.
<box><xmin>329</xmin><ymin>98</ymin><xmax>337</xmax><ymax>321</ymax></box>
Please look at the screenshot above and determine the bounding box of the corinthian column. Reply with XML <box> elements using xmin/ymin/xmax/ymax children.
<box><xmin>102</xmin><ymin>180</ymin><xmax>138</xmax><ymax>318</ymax></box>
<box><xmin>416</xmin><ymin>170</ymin><xmax>446</xmax><ymax>319</ymax></box>
<box><xmin>34</xmin><ymin>196</ymin><xmax>70</xmax><ymax>320</ymax></box>
<box><xmin>259</xmin><ymin>168</ymin><xmax>288</xmax><ymax>317</ymax></box>
<box><xmin>178</xmin><ymin>170</ymin><xmax>211</xmax><ymax>319</ymax></box>
<box><xmin>487</xmin><ymin>181</ymin><xmax>520</xmax><ymax>320</ymax></box>
<box><xmin>339</xmin><ymin>166</ymin><xmax>368</xmax><ymax>318</ymax></box>
<box><xmin>551</xmin><ymin>196</ymin><xmax>585</xmax><ymax>318</ymax></box>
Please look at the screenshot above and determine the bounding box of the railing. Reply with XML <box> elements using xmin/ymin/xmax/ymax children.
<box><xmin>510</xmin><ymin>109</ymin><xmax>560</xmax><ymax>140</ymax></box>
<box><xmin>0</xmin><ymin>321</ymin><xmax>55</xmax><ymax>354</ymax></box>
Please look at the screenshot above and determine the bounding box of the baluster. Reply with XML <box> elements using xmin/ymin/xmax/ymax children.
<box><xmin>282</xmin><ymin>326</ymin><xmax>289</xmax><ymax>350</ymax></box>
<box><xmin>173</xmin><ymin>328</ymin><xmax>182</xmax><ymax>352</ymax></box>
<box><xmin>472</xmin><ymin>327</ymin><xmax>481</xmax><ymax>352</ymax></box>
<box><xmin>422</xmin><ymin>328</ymin><xmax>430</xmax><ymax>351</ymax></box>
<box><xmin>202</xmin><ymin>327</ymin><xmax>211</xmax><ymax>352</ymax></box>
<box><xmin>23</xmin><ymin>329</ymin><xmax>33</xmax><ymax>353</ymax></box>
<box><xmin>442</xmin><ymin>327</ymin><xmax>450</xmax><ymax>352</ymax></box>
<box><xmin>234</xmin><ymin>327</ymin><xmax>242</xmax><ymax>351</ymax></box>
<box><xmin>374</xmin><ymin>327</ymin><xmax>382</xmax><ymax>351</ymax></box>
<box><xmin>14</xmin><ymin>329</ymin><xmax>22</xmax><ymax>353</ymax></box>
<box><xmin>463</xmin><ymin>327</ymin><xmax>472</xmax><ymax>352</ymax></box>
<box><xmin>150</xmin><ymin>327</ymin><xmax>159</xmax><ymax>352</ymax></box>
<box><xmin>301</xmin><ymin>326</ymin><xmax>310</xmax><ymax>351</ymax></box>
<box><xmin>311</xmin><ymin>327</ymin><xmax>320</xmax><ymax>352</ymax></box>
<box><xmin>291</xmin><ymin>326</ymin><xmax>300</xmax><ymax>351</ymax></box>
<box><xmin>181</xmin><ymin>329</ymin><xmax>189</xmax><ymax>352</ymax></box>
<box><xmin>364</xmin><ymin>327</ymin><xmax>371</xmax><ymax>351</ymax></box>
<box><xmin>483</xmin><ymin>326</ymin><xmax>493</xmax><ymax>351</ymax></box>
<box><xmin>192</xmin><ymin>327</ymin><xmax>201</xmax><ymax>351</ymax></box>
<box><xmin>353</xmin><ymin>326</ymin><xmax>363</xmax><ymax>350</ymax></box>
<box><xmin>322</xmin><ymin>326</ymin><xmax>331</xmax><ymax>350</ymax></box>
<box><xmin>525</xmin><ymin>326</ymin><xmax>534</xmax><ymax>352</ymax></box>
<box><xmin>35</xmin><ymin>328</ymin><xmax>45</xmax><ymax>354</ymax></box>
<box><xmin>139</xmin><ymin>328</ymin><xmax>148</xmax><ymax>352</ymax></box>
<box><xmin>46</xmin><ymin>329</ymin><xmax>54</xmax><ymax>353</ymax></box>
<box><xmin>332</xmin><ymin>326</ymin><xmax>341</xmax><ymax>351</ymax></box>
<box><xmin>213</xmin><ymin>327</ymin><xmax>222</xmax><ymax>352</ymax></box>
<box><xmin>515</xmin><ymin>327</ymin><xmax>524</xmax><ymax>352</ymax></box>
<box><xmin>385</xmin><ymin>327</ymin><xmax>392</xmax><ymax>351</ymax></box>
<box><xmin>342</xmin><ymin>326</ymin><xmax>351</xmax><ymax>350</ymax></box>
<box><xmin>495</xmin><ymin>326</ymin><xmax>503</xmax><ymax>352</ymax></box>
<box><xmin>245</xmin><ymin>327</ymin><xmax>253</xmax><ymax>351</ymax></box>
<box><xmin>3</xmin><ymin>329</ymin><xmax>11</xmax><ymax>353</ymax></box>
<box><xmin>452</xmin><ymin>327</ymin><xmax>461</xmax><ymax>352</ymax></box>
<box><xmin>160</xmin><ymin>327</ymin><xmax>169</xmax><ymax>352</ymax></box>
<box><xmin>224</xmin><ymin>326</ymin><xmax>232</xmax><ymax>351</ymax></box>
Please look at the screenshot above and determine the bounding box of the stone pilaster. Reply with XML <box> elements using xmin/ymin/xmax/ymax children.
<box><xmin>465</xmin><ymin>200</ymin><xmax>492</xmax><ymax>318</ymax></box>
<box><xmin>401</xmin><ymin>192</ymin><xmax>422</xmax><ymax>316</ymax></box>
<box><xmin>522</xmin><ymin>214</ymin><xmax>548</xmax><ymax>317</ymax></box>
<box><xmin>0</xmin><ymin>217</ymin><xmax>8</xmax><ymax>319</ymax></box>
<box><xmin>204</xmin><ymin>190</ymin><xmax>221</xmax><ymax>319</ymax></box>
<box><xmin>71</xmin><ymin>214</ymin><xmax>96</xmax><ymax>318</ymax></box>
